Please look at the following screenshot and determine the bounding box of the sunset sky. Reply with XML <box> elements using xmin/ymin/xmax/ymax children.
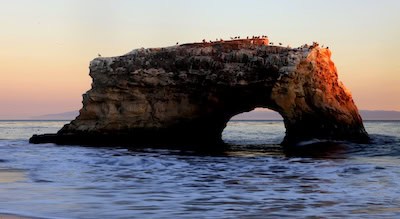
<box><xmin>1</xmin><ymin>0</ymin><xmax>399</xmax><ymax>119</ymax></box>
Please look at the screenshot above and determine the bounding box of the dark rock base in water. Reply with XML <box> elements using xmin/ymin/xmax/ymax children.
<box><xmin>29</xmin><ymin>131</ymin><xmax>226</xmax><ymax>149</ymax></box>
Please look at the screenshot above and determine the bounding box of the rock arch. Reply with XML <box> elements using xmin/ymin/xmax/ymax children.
<box><xmin>30</xmin><ymin>40</ymin><xmax>369</xmax><ymax>147</ymax></box>
<box><xmin>222</xmin><ymin>108</ymin><xmax>285</xmax><ymax>145</ymax></box>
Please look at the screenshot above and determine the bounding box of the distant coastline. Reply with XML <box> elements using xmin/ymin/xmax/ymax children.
<box><xmin>1</xmin><ymin>109</ymin><xmax>399</xmax><ymax>121</ymax></box>
<box><xmin>29</xmin><ymin>111</ymin><xmax>79</xmax><ymax>120</ymax></box>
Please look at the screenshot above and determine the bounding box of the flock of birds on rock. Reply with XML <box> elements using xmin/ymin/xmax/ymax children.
<box><xmin>296</xmin><ymin>42</ymin><xmax>329</xmax><ymax>50</ymax></box>
<box><xmin>205</xmin><ymin>35</ymin><xmax>269</xmax><ymax>44</ymax></box>
<box><xmin>98</xmin><ymin>38</ymin><xmax>329</xmax><ymax>57</ymax></box>
<box><xmin>174</xmin><ymin>37</ymin><xmax>329</xmax><ymax>51</ymax></box>
<box><xmin>175</xmin><ymin>35</ymin><xmax>270</xmax><ymax>46</ymax></box>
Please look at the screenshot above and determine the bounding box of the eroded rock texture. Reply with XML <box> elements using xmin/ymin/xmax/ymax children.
<box><xmin>30</xmin><ymin>39</ymin><xmax>369</xmax><ymax>147</ymax></box>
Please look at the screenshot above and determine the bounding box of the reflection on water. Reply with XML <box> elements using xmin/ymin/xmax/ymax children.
<box><xmin>0</xmin><ymin>169</ymin><xmax>26</xmax><ymax>183</ymax></box>
<box><xmin>0</xmin><ymin>120</ymin><xmax>399</xmax><ymax>218</ymax></box>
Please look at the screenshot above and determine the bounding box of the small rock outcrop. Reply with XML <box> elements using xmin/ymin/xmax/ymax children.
<box><xmin>30</xmin><ymin>39</ymin><xmax>369</xmax><ymax>147</ymax></box>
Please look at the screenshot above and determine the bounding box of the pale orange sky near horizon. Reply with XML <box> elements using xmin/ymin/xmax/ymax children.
<box><xmin>1</xmin><ymin>0</ymin><xmax>400</xmax><ymax>119</ymax></box>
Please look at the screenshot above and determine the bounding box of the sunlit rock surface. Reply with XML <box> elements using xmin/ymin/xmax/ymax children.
<box><xmin>30</xmin><ymin>39</ymin><xmax>369</xmax><ymax>147</ymax></box>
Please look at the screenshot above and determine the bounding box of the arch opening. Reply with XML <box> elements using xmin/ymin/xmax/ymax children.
<box><xmin>222</xmin><ymin>108</ymin><xmax>285</xmax><ymax>145</ymax></box>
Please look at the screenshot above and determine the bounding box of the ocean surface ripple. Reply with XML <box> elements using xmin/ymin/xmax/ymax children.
<box><xmin>0</xmin><ymin>120</ymin><xmax>399</xmax><ymax>218</ymax></box>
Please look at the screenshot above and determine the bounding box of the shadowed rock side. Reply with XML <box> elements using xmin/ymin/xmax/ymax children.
<box><xmin>30</xmin><ymin>39</ymin><xmax>369</xmax><ymax>147</ymax></box>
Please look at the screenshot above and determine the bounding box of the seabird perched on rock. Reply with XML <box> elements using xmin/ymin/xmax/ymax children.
<box><xmin>279</xmin><ymin>43</ymin><xmax>282</xmax><ymax>46</ymax></box>
<box><xmin>176</xmin><ymin>42</ymin><xmax>179</xmax><ymax>45</ymax></box>
<box><xmin>98</xmin><ymin>53</ymin><xmax>101</xmax><ymax>57</ymax></box>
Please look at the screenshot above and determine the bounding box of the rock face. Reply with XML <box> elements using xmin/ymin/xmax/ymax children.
<box><xmin>30</xmin><ymin>39</ymin><xmax>369</xmax><ymax>147</ymax></box>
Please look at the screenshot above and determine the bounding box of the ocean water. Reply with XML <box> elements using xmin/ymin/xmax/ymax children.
<box><xmin>0</xmin><ymin>120</ymin><xmax>399</xmax><ymax>218</ymax></box>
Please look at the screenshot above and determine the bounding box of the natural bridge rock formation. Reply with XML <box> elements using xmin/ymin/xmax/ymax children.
<box><xmin>30</xmin><ymin>39</ymin><xmax>369</xmax><ymax>147</ymax></box>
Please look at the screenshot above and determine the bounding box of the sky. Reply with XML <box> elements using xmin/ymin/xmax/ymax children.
<box><xmin>1</xmin><ymin>0</ymin><xmax>399</xmax><ymax>119</ymax></box>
